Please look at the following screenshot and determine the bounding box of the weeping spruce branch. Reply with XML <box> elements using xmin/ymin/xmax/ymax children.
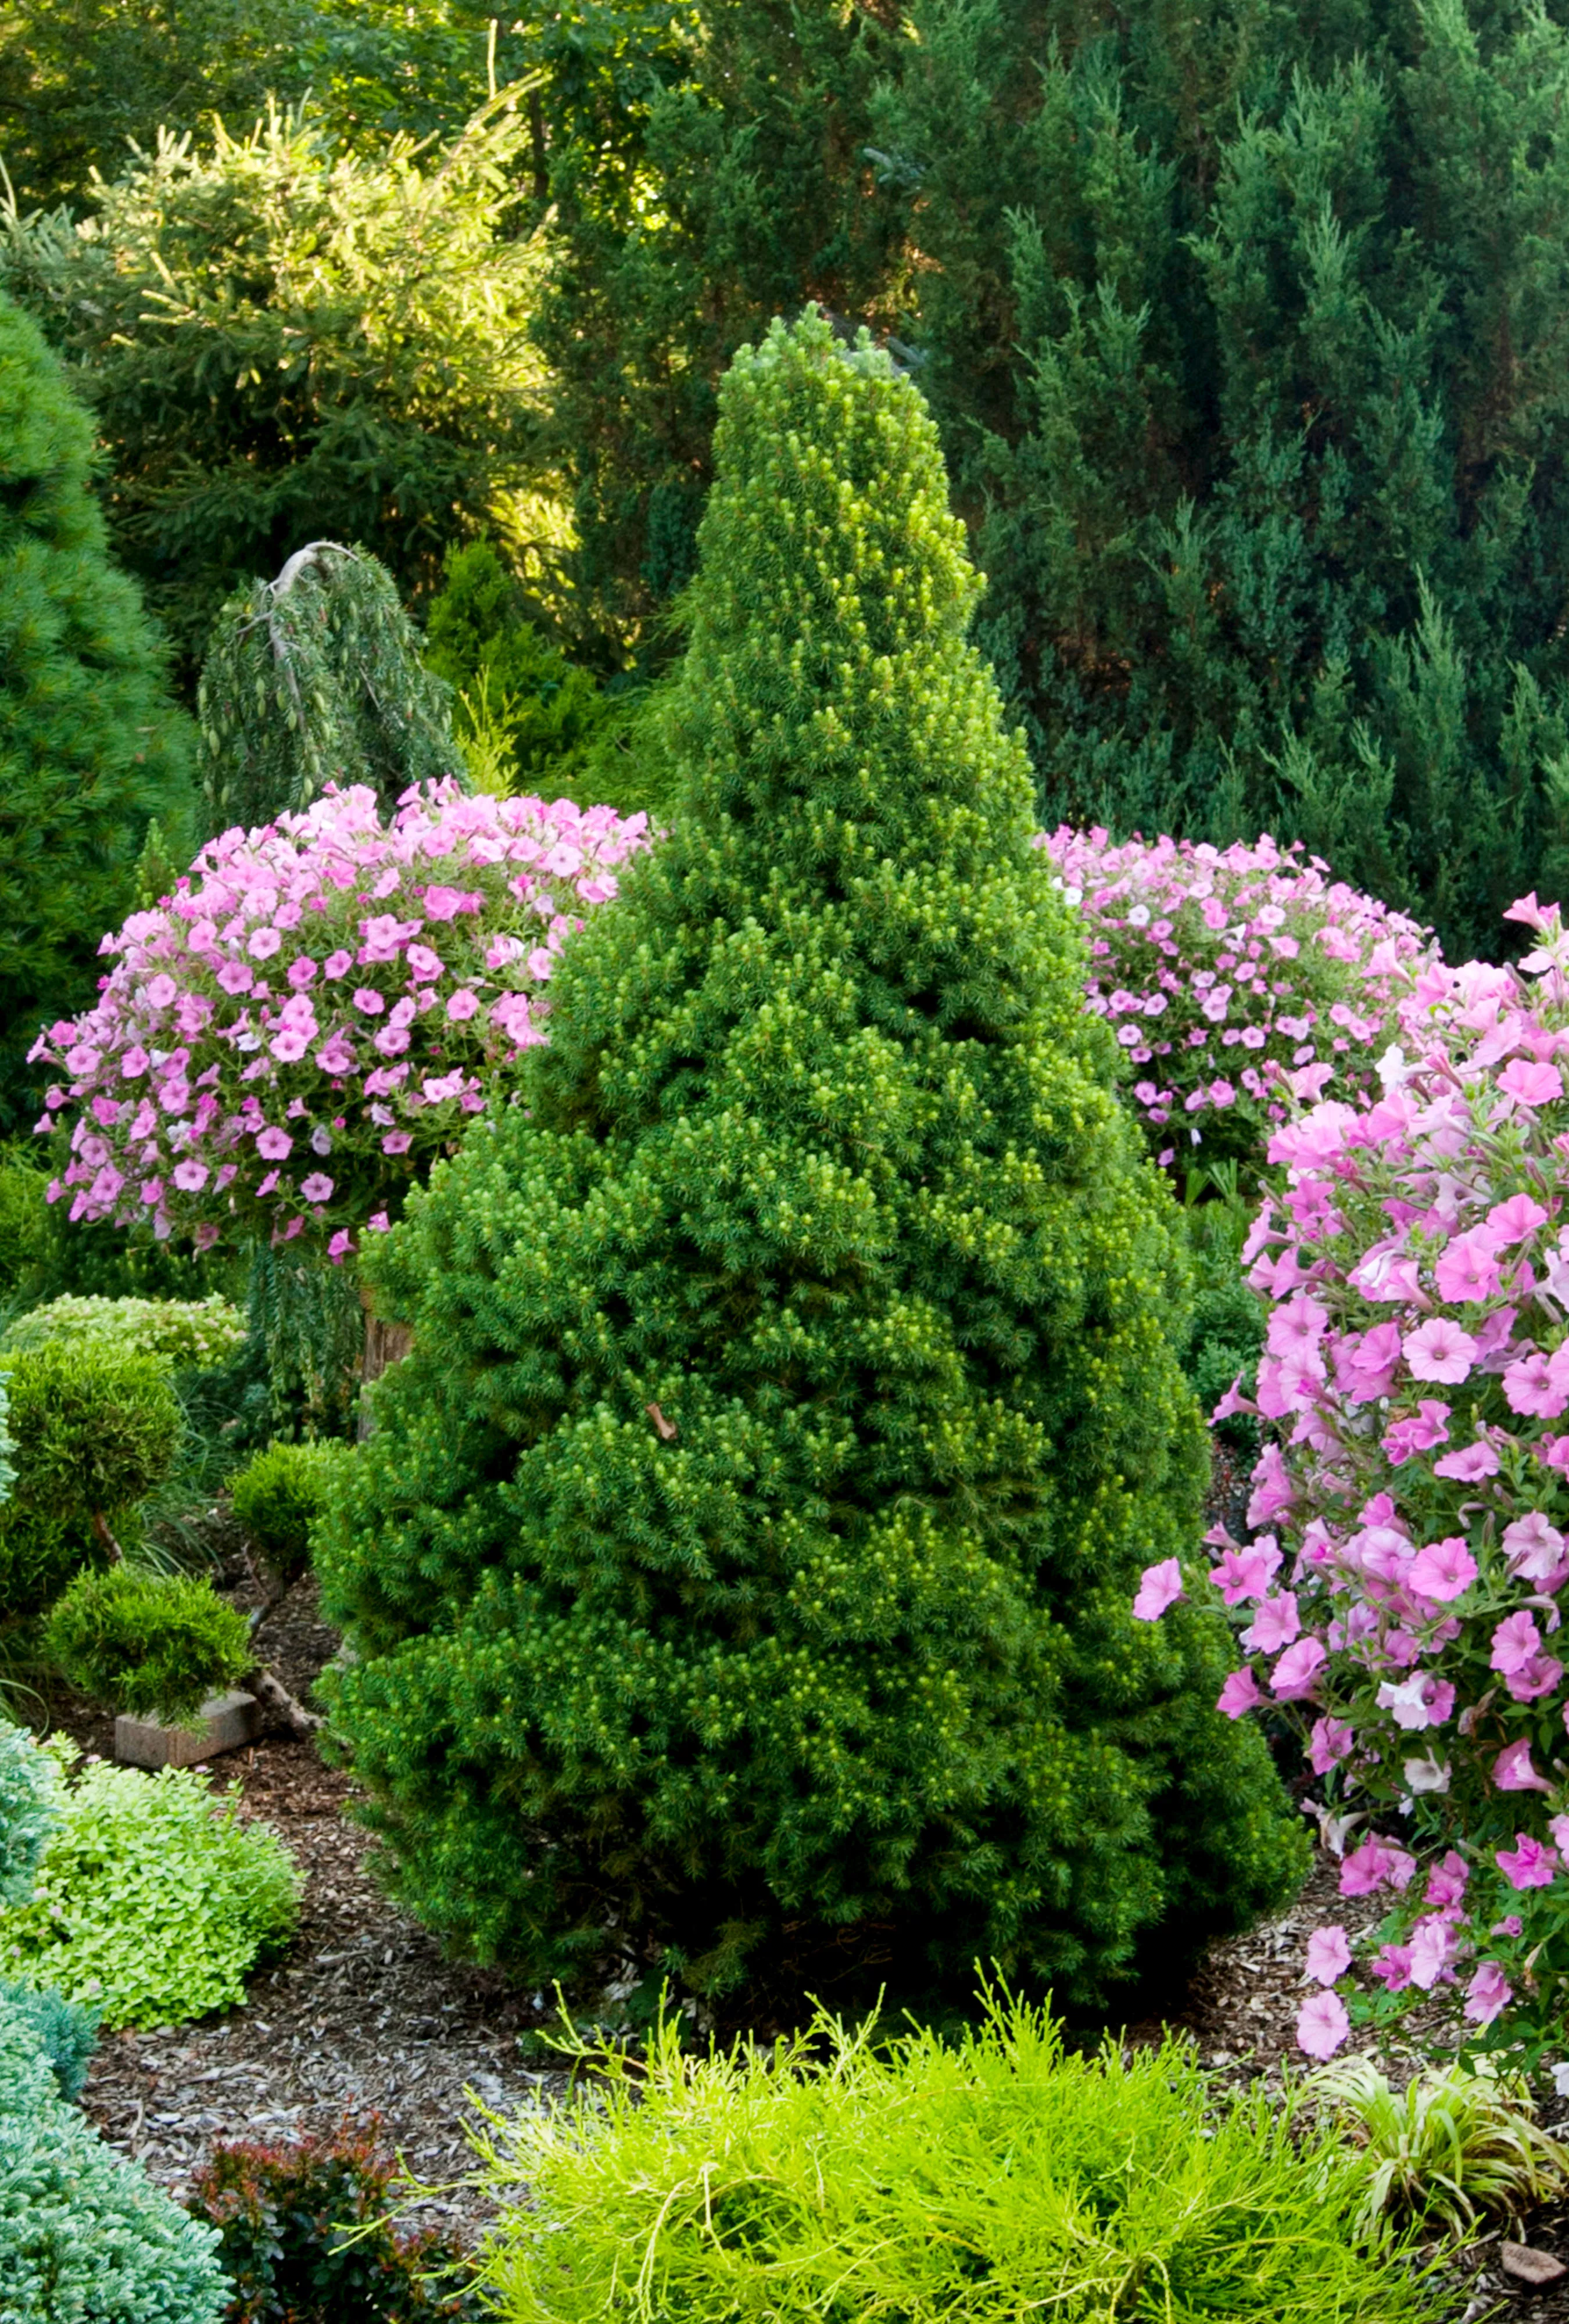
<box><xmin>197</xmin><ymin>542</ymin><xmax>466</xmax><ymax>830</ymax></box>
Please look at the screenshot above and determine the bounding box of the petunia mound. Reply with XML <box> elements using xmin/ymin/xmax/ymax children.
<box><xmin>1040</xmin><ymin>827</ymin><xmax>1432</xmax><ymax>1178</ymax></box>
<box><xmin>30</xmin><ymin>783</ymin><xmax>650</xmax><ymax>1256</ymax></box>
<box><xmin>314</xmin><ymin>309</ymin><xmax>1308</xmax><ymax>2016</ymax></box>
<box><xmin>1135</xmin><ymin>895</ymin><xmax>1569</xmax><ymax>2063</ymax></box>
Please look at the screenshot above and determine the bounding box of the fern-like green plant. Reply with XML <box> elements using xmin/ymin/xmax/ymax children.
<box><xmin>1307</xmin><ymin>2056</ymin><xmax>1569</xmax><ymax>2239</ymax></box>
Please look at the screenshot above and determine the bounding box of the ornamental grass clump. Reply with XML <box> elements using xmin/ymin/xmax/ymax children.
<box><xmin>316</xmin><ymin>308</ymin><xmax>1305</xmax><ymax>2011</ymax></box>
<box><xmin>463</xmin><ymin>1991</ymin><xmax>1440</xmax><ymax>2324</ymax></box>
<box><xmin>1040</xmin><ymin>827</ymin><xmax>1432</xmax><ymax>1177</ymax></box>
<box><xmin>30</xmin><ymin>780</ymin><xmax>651</xmax><ymax>1257</ymax></box>
<box><xmin>1133</xmin><ymin>896</ymin><xmax>1569</xmax><ymax>2062</ymax></box>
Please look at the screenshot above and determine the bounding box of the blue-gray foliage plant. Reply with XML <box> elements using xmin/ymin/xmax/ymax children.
<box><xmin>0</xmin><ymin>1720</ymin><xmax>57</xmax><ymax>1908</ymax></box>
<box><xmin>0</xmin><ymin>1979</ymin><xmax>226</xmax><ymax>2324</ymax></box>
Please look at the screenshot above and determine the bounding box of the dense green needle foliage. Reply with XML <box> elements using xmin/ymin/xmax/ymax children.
<box><xmin>45</xmin><ymin>1565</ymin><xmax>253</xmax><ymax>1724</ymax></box>
<box><xmin>2</xmin><ymin>97</ymin><xmax>556</xmax><ymax>665</ymax></box>
<box><xmin>466</xmin><ymin>1992</ymin><xmax>1443</xmax><ymax>2324</ymax></box>
<box><xmin>870</xmin><ymin>0</ymin><xmax>1569</xmax><ymax>955</ymax></box>
<box><xmin>424</xmin><ymin>540</ymin><xmax>610</xmax><ymax>793</ymax></box>
<box><xmin>198</xmin><ymin>541</ymin><xmax>465</xmax><ymax>829</ymax></box>
<box><xmin>0</xmin><ymin>1340</ymin><xmax>182</xmax><ymax>1622</ymax></box>
<box><xmin>0</xmin><ymin>290</ymin><xmax>193</xmax><ymax>1123</ymax></box>
<box><xmin>317</xmin><ymin>311</ymin><xmax>1304</xmax><ymax>2010</ymax></box>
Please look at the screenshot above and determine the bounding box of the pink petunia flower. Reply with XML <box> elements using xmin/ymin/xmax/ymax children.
<box><xmin>1502</xmin><ymin>1510</ymin><xmax>1567</xmax><ymax>1580</ymax></box>
<box><xmin>1463</xmin><ymin>1961</ymin><xmax>1513</xmax><ymax>2025</ymax></box>
<box><xmin>1491</xmin><ymin>1611</ymin><xmax>1542</xmax><ymax>1677</ymax></box>
<box><xmin>1499</xmin><ymin>1058</ymin><xmax>1563</xmax><ymax>1106</ymax></box>
<box><xmin>1383</xmin><ymin>1400</ymin><xmax>1452</xmax><ymax>1464</ymax></box>
<box><xmin>1295</xmin><ymin>1989</ymin><xmax>1351</xmax><ymax>2061</ymax></box>
<box><xmin>1488</xmin><ymin>1192</ymin><xmax>1550</xmax><ymax>1243</ymax></box>
<box><xmin>255</xmin><ymin>1127</ymin><xmax>293</xmax><ymax>1161</ymax></box>
<box><xmin>1132</xmin><ymin>1558</ymin><xmax>1184</xmax><ymax>1620</ymax></box>
<box><xmin>1432</xmin><ymin>1438</ymin><xmax>1500</xmax><ymax>1482</ymax></box>
<box><xmin>1216</xmin><ymin>1668</ymin><xmax>1264</xmax><ymax>1719</ymax></box>
<box><xmin>1407</xmin><ymin>1536</ymin><xmax>1477</xmax><ymax>1602</ymax></box>
<box><xmin>1305</xmin><ymin>1925</ymin><xmax>1352</xmax><ymax>1985</ymax></box>
<box><xmin>1494</xmin><ymin>1738</ymin><xmax>1553</xmax><ymax>1793</ymax></box>
<box><xmin>1434</xmin><ymin>1227</ymin><xmax>1503</xmax><ymax>1303</ymax></box>
<box><xmin>1496</xmin><ymin>1834</ymin><xmax>1559</xmax><ymax>1890</ymax></box>
<box><xmin>1404</xmin><ymin>1318</ymin><xmax>1480</xmax><ymax>1384</ymax></box>
<box><xmin>1270</xmin><ymin>1636</ymin><xmax>1327</xmax><ymax>1699</ymax></box>
<box><xmin>1241</xmin><ymin>1594</ymin><xmax>1301</xmax><ymax>1654</ymax></box>
<box><xmin>299</xmin><ymin>1172</ymin><xmax>334</xmax><ymax>1204</ymax></box>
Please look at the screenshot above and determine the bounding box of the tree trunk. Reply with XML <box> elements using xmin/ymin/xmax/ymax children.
<box><xmin>359</xmin><ymin>1285</ymin><xmax>413</xmax><ymax>1438</ymax></box>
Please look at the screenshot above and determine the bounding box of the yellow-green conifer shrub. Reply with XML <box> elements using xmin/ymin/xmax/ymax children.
<box><xmin>316</xmin><ymin>311</ymin><xmax>1306</xmax><ymax>2009</ymax></box>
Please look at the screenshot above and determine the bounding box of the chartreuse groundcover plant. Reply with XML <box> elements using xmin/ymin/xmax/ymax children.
<box><xmin>0</xmin><ymin>1742</ymin><xmax>298</xmax><ymax>2028</ymax></box>
<box><xmin>1</xmin><ymin>1289</ymin><xmax>246</xmax><ymax>1368</ymax></box>
<box><xmin>1133</xmin><ymin>894</ymin><xmax>1569</xmax><ymax>2064</ymax></box>
<box><xmin>316</xmin><ymin>309</ymin><xmax>1304</xmax><ymax>2010</ymax></box>
<box><xmin>463</xmin><ymin>1990</ymin><xmax>1441</xmax><ymax>2324</ymax></box>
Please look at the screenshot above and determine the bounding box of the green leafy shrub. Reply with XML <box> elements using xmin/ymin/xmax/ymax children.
<box><xmin>0</xmin><ymin>1338</ymin><xmax>183</xmax><ymax>1619</ymax></box>
<box><xmin>192</xmin><ymin>2120</ymin><xmax>482</xmax><ymax>2323</ymax></box>
<box><xmin>0</xmin><ymin>1970</ymin><xmax>99</xmax><ymax>2101</ymax></box>
<box><xmin>0</xmin><ymin>1717</ymin><xmax>56</xmax><ymax>1906</ymax></box>
<box><xmin>0</xmin><ymin>288</ymin><xmax>194</xmax><ymax>1129</ymax></box>
<box><xmin>1309</xmin><ymin>2056</ymin><xmax>1569</xmax><ymax>2241</ymax></box>
<box><xmin>45</xmin><ymin>1566</ymin><xmax>253</xmax><ymax>1724</ymax></box>
<box><xmin>0</xmin><ymin>1977</ymin><xmax>227</xmax><ymax>2324</ymax></box>
<box><xmin>2</xmin><ymin>1291</ymin><xmax>248</xmax><ymax>1371</ymax></box>
<box><xmin>231</xmin><ymin>1439</ymin><xmax>348</xmax><ymax>1589</ymax></box>
<box><xmin>465</xmin><ymin>1992</ymin><xmax>1441</xmax><ymax>2324</ymax></box>
<box><xmin>0</xmin><ymin>1747</ymin><xmax>299</xmax><ymax>2028</ymax></box>
<box><xmin>318</xmin><ymin>310</ymin><xmax>1305</xmax><ymax>2012</ymax></box>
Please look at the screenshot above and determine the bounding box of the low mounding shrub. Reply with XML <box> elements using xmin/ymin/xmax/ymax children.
<box><xmin>0</xmin><ymin>1978</ymin><xmax>226</xmax><ymax>2324</ymax></box>
<box><xmin>0</xmin><ymin>1970</ymin><xmax>99</xmax><ymax>2101</ymax></box>
<box><xmin>318</xmin><ymin>313</ymin><xmax>1305</xmax><ymax>2014</ymax></box>
<box><xmin>192</xmin><ymin>2120</ymin><xmax>481</xmax><ymax>2323</ymax></box>
<box><xmin>0</xmin><ymin>1719</ymin><xmax>56</xmax><ymax>1905</ymax></box>
<box><xmin>31</xmin><ymin>779</ymin><xmax>651</xmax><ymax>1258</ymax></box>
<box><xmin>45</xmin><ymin>1565</ymin><xmax>253</xmax><ymax>1724</ymax></box>
<box><xmin>1039</xmin><ymin>829</ymin><xmax>1432</xmax><ymax>1175</ymax></box>
<box><xmin>2</xmin><ymin>1291</ymin><xmax>247</xmax><ymax>1370</ymax></box>
<box><xmin>464</xmin><ymin>1992</ymin><xmax>1440</xmax><ymax>2324</ymax></box>
<box><xmin>0</xmin><ymin>1745</ymin><xmax>299</xmax><ymax>2027</ymax></box>
<box><xmin>231</xmin><ymin>1439</ymin><xmax>347</xmax><ymax>1587</ymax></box>
<box><xmin>0</xmin><ymin>1337</ymin><xmax>183</xmax><ymax>1617</ymax></box>
<box><xmin>1135</xmin><ymin>896</ymin><xmax>1569</xmax><ymax>2063</ymax></box>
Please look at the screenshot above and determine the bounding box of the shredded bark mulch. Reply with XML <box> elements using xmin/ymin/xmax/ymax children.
<box><xmin>40</xmin><ymin>1549</ymin><xmax>1569</xmax><ymax>2303</ymax></box>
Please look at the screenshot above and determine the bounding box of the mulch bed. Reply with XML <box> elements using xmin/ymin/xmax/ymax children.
<box><xmin>40</xmin><ymin>1543</ymin><xmax>1569</xmax><ymax>2303</ymax></box>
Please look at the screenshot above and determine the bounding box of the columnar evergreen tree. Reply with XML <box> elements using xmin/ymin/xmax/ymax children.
<box><xmin>316</xmin><ymin>310</ymin><xmax>1305</xmax><ymax>2010</ymax></box>
<box><xmin>0</xmin><ymin>289</ymin><xmax>194</xmax><ymax>1125</ymax></box>
<box><xmin>874</xmin><ymin>0</ymin><xmax>1569</xmax><ymax>956</ymax></box>
<box><xmin>198</xmin><ymin>541</ymin><xmax>465</xmax><ymax>830</ymax></box>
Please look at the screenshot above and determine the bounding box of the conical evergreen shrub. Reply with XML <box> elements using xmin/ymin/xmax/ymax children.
<box><xmin>0</xmin><ymin>290</ymin><xmax>194</xmax><ymax>1123</ymax></box>
<box><xmin>316</xmin><ymin>311</ymin><xmax>1306</xmax><ymax>2010</ymax></box>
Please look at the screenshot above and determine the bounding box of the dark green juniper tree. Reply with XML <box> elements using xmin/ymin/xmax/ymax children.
<box><xmin>875</xmin><ymin>0</ymin><xmax>1569</xmax><ymax>955</ymax></box>
<box><xmin>316</xmin><ymin>310</ymin><xmax>1305</xmax><ymax>2011</ymax></box>
<box><xmin>0</xmin><ymin>289</ymin><xmax>194</xmax><ymax>1125</ymax></box>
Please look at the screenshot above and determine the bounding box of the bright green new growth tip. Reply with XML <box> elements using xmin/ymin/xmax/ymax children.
<box><xmin>317</xmin><ymin>309</ymin><xmax>1305</xmax><ymax>2007</ymax></box>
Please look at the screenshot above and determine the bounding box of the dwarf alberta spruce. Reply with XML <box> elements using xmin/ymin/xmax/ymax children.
<box><xmin>1135</xmin><ymin>895</ymin><xmax>1569</xmax><ymax>2062</ymax></box>
<box><xmin>316</xmin><ymin>310</ymin><xmax>1305</xmax><ymax>2013</ymax></box>
<box><xmin>1040</xmin><ymin>829</ymin><xmax>1432</xmax><ymax>1176</ymax></box>
<box><xmin>30</xmin><ymin>783</ymin><xmax>651</xmax><ymax>1254</ymax></box>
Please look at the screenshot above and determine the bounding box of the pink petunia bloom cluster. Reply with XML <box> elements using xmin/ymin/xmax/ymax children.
<box><xmin>1134</xmin><ymin>892</ymin><xmax>1569</xmax><ymax>2063</ymax></box>
<box><xmin>30</xmin><ymin>782</ymin><xmax>651</xmax><ymax>1256</ymax></box>
<box><xmin>1037</xmin><ymin>827</ymin><xmax>1432</xmax><ymax>1172</ymax></box>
